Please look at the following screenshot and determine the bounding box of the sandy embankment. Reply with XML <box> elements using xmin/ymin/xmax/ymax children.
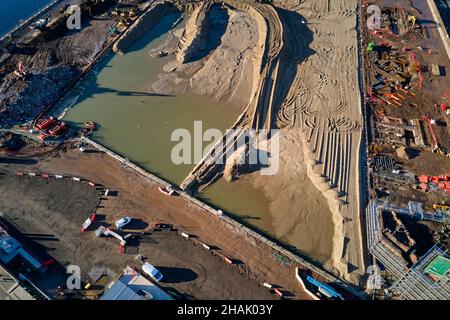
<box><xmin>300</xmin><ymin>135</ymin><xmax>347</xmax><ymax>275</ymax></box>
<box><xmin>272</xmin><ymin>0</ymin><xmax>365</xmax><ymax>282</ymax></box>
<box><xmin>154</xmin><ymin>2</ymin><xmax>267</xmax><ymax>111</ymax></box>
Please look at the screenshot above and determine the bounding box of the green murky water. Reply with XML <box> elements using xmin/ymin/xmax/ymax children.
<box><xmin>60</xmin><ymin>13</ymin><xmax>237</xmax><ymax>185</ymax></box>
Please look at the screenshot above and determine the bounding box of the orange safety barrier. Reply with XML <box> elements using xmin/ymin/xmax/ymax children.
<box><xmin>15</xmin><ymin>171</ymin><xmax>24</xmax><ymax>176</ymax></box>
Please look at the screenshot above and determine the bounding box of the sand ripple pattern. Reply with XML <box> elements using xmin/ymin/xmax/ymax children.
<box><xmin>276</xmin><ymin>0</ymin><xmax>361</xmax><ymax>203</ymax></box>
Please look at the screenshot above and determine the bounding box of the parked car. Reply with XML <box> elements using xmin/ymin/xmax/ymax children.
<box><xmin>142</xmin><ymin>262</ymin><xmax>163</xmax><ymax>282</ymax></box>
<box><xmin>115</xmin><ymin>217</ymin><xmax>132</xmax><ymax>229</ymax></box>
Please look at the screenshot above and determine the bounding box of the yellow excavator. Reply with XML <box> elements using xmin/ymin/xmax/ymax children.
<box><xmin>433</xmin><ymin>203</ymin><xmax>450</xmax><ymax>211</ymax></box>
<box><xmin>408</xmin><ymin>15</ymin><xmax>417</xmax><ymax>29</ymax></box>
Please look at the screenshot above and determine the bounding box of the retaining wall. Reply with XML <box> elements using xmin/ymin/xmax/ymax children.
<box><xmin>113</xmin><ymin>1</ymin><xmax>176</xmax><ymax>55</ymax></box>
<box><xmin>427</xmin><ymin>0</ymin><xmax>450</xmax><ymax>61</ymax></box>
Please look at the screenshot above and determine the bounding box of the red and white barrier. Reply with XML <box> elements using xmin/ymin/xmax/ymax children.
<box><xmin>81</xmin><ymin>218</ymin><xmax>92</xmax><ymax>232</ymax></box>
<box><xmin>223</xmin><ymin>257</ymin><xmax>233</xmax><ymax>265</ymax></box>
<box><xmin>273</xmin><ymin>288</ymin><xmax>283</xmax><ymax>298</ymax></box>
<box><xmin>73</xmin><ymin>177</ymin><xmax>81</xmax><ymax>182</ymax></box>
<box><xmin>55</xmin><ymin>175</ymin><xmax>64</xmax><ymax>179</ymax></box>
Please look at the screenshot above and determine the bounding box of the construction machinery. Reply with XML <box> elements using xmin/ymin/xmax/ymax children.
<box><xmin>433</xmin><ymin>204</ymin><xmax>450</xmax><ymax>211</ymax></box>
<box><xmin>407</xmin><ymin>15</ymin><xmax>417</xmax><ymax>29</ymax></box>
<box><xmin>305</xmin><ymin>275</ymin><xmax>344</xmax><ymax>300</ymax></box>
<box><xmin>422</xmin><ymin>115</ymin><xmax>439</xmax><ymax>150</ymax></box>
<box><xmin>30</xmin><ymin>16</ymin><xmax>50</xmax><ymax>31</ymax></box>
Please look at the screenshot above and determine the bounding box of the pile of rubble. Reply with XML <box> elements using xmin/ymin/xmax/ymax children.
<box><xmin>0</xmin><ymin>65</ymin><xmax>80</xmax><ymax>127</ymax></box>
<box><xmin>0</xmin><ymin>132</ymin><xmax>26</xmax><ymax>151</ymax></box>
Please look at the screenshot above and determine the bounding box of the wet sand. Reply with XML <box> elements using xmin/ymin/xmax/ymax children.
<box><xmin>202</xmin><ymin>130</ymin><xmax>335</xmax><ymax>265</ymax></box>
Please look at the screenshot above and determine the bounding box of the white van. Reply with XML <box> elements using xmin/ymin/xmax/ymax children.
<box><xmin>142</xmin><ymin>262</ymin><xmax>163</xmax><ymax>282</ymax></box>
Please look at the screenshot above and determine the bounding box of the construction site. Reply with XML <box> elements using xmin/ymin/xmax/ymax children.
<box><xmin>0</xmin><ymin>0</ymin><xmax>449</xmax><ymax>301</ymax></box>
<box><xmin>361</xmin><ymin>0</ymin><xmax>450</xmax><ymax>300</ymax></box>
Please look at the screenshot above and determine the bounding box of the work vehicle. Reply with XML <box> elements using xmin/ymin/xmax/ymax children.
<box><xmin>142</xmin><ymin>262</ymin><xmax>163</xmax><ymax>282</ymax></box>
<box><xmin>115</xmin><ymin>217</ymin><xmax>132</xmax><ymax>229</ymax></box>
<box><xmin>433</xmin><ymin>204</ymin><xmax>450</xmax><ymax>211</ymax></box>
<box><xmin>159</xmin><ymin>186</ymin><xmax>175</xmax><ymax>196</ymax></box>
<box><xmin>30</xmin><ymin>17</ymin><xmax>50</xmax><ymax>31</ymax></box>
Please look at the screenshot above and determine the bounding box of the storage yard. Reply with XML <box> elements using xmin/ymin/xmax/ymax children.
<box><xmin>0</xmin><ymin>0</ymin><xmax>449</xmax><ymax>301</ymax></box>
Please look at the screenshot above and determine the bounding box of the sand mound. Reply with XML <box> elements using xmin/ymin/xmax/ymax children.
<box><xmin>154</xmin><ymin>3</ymin><xmax>265</xmax><ymax>111</ymax></box>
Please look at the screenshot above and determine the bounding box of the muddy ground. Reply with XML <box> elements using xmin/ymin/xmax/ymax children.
<box><xmin>0</xmin><ymin>145</ymin><xmax>316</xmax><ymax>299</ymax></box>
<box><xmin>0</xmin><ymin>172</ymin><xmax>276</xmax><ymax>300</ymax></box>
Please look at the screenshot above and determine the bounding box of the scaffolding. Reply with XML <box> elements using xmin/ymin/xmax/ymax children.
<box><xmin>366</xmin><ymin>200</ymin><xmax>408</xmax><ymax>279</ymax></box>
<box><xmin>366</xmin><ymin>199</ymin><xmax>450</xmax><ymax>299</ymax></box>
<box><xmin>390</xmin><ymin>245</ymin><xmax>450</xmax><ymax>300</ymax></box>
<box><xmin>383</xmin><ymin>200</ymin><xmax>450</xmax><ymax>223</ymax></box>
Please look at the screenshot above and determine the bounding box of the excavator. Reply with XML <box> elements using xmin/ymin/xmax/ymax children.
<box><xmin>407</xmin><ymin>15</ymin><xmax>417</xmax><ymax>29</ymax></box>
<box><xmin>433</xmin><ymin>204</ymin><xmax>450</xmax><ymax>211</ymax></box>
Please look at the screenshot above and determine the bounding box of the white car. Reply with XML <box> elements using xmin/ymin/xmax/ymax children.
<box><xmin>115</xmin><ymin>217</ymin><xmax>132</xmax><ymax>229</ymax></box>
<box><xmin>142</xmin><ymin>262</ymin><xmax>163</xmax><ymax>282</ymax></box>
